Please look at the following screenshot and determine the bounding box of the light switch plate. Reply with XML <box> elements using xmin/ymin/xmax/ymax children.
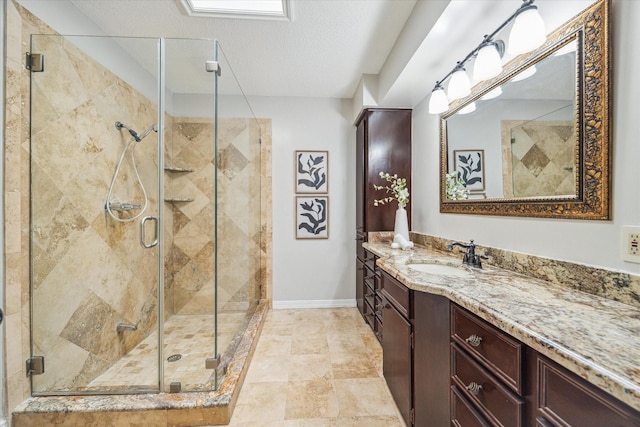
<box><xmin>621</xmin><ymin>226</ymin><xmax>640</xmax><ymax>263</ymax></box>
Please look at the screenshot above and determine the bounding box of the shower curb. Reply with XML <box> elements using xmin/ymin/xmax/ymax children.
<box><xmin>11</xmin><ymin>301</ymin><xmax>269</xmax><ymax>426</ymax></box>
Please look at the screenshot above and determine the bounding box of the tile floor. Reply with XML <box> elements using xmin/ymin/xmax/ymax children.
<box><xmin>226</xmin><ymin>308</ymin><xmax>407</xmax><ymax>426</ymax></box>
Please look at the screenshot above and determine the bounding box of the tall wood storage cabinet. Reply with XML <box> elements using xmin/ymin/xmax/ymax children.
<box><xmin>355</xmin><ymin>108</ymin><xmax>412</xmax><ymax>322</ymax></box>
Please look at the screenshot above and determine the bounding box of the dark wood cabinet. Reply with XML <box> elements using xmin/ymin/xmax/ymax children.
<box><xmin>355</xmin><ymin>109</ymin><xmax>411</xmax><ymax>343</ymax></box>
<box><xmin>528</xmin><ymin>349</ymin><xmax>640</xmax><ymax>427</ymax></box>
<box><xmin>371</xmin><ymin>270</ymin><xmax>640</xmax><ymax>427</ymax></box>
<box><xmin>381</xmin><ymin>289</ymin><xmax>413</xmax><ymax>426</ymax></box>
<box><xmin>359</xmin><ymin>249</ymin><xmax>383</xmax><ymax>342</ymax></box>
<box><xmin>380</xmin><ymin>271</ymin><xmax>451</xmax><ymax>427</ymax></box>
<box><xmin>450</xmin><ymin>305</ymin><xmax>526</xmax><ymax>427</ymax></box>
<box><xmin>355</xmin><ymin>108</ymin><xmax>412</xmax><ymax>237</ymax></box>
<box><xmin>453</xmin><ymin>303</ymin><xmax>640</xmax><ymax>427</ymax></box>
<box><xmin>413</xmin><ymin>291</ymin><xmax>451</xmax><ymax>427</ymax></box>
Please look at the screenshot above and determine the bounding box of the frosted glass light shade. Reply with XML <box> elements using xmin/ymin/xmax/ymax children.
<box><xmin>508</xmin><ymin>6</ymin><xmax>546</xmax><ymax>55</ymax></box>
<box><xmin>428</xmin><ymin>86</ymin><xmax>449</xmax><ymax>114</ymax></box>
<box><xmin>473</xmin><ymin>43</ymin><xmax>503</xmax><ymax>81</ymax></box>
<box><xmin>448</xmin><ymin>68</ymin><xmax>471</xmax><ymax>100</ymax></box>
<box><xmin>481</xmin><ymin>86</ymin><xmax>502</xmax><ymax>100</ymax></box>
<box><xmin>457</xmin><ymin>102</ymin><xmax>476</xmax><ymax>115</ymax></box>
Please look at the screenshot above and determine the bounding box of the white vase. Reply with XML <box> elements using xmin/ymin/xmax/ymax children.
<box><xmin>394</xmin><ymin>206</ymin><xmax>410</xmax><ymax>242</ymax></box>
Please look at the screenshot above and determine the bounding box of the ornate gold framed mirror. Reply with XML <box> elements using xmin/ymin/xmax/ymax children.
<box><xmin>439</xmin><ymin>0</ymin><xmax>610</xmax><ymax>219</ymax></box>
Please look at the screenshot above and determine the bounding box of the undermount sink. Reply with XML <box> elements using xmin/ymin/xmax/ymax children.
<box><xmin>406</xmin><ymin>263</ymin><xmax>472</xmax><ymax>277</ymax></box>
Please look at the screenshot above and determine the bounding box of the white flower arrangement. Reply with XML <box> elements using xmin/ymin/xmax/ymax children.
<box><xmin>446</xmin><ymin>171</ymin><xmax>470</xmax><ymax>200</ymax></box>
<box><xmin>373</xmin><ymin>172</ymin><xmax>409</xmax><ymax>209</ymax></box>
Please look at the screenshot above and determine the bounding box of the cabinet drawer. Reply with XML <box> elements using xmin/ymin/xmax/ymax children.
<box><xmin>363</xmin><ymin>298</ymin><xmax>376</xmax><ymax>330</ymax></box>
<box><xmin>536</xmin><ymin>354</ymin><xmax>640</xmax><ymax>426</ymax></box>
<box><xmin>381</xmin><ymin>271</ymin><xmax>411</xmax><ymax>318</ymax></box>
<box><xmin>451</xmin><ymin>385</ymin><xmax>491</xmax><ymax>427</ymax></box>
<box><xmin>364</xmin><ymin>250</ymin><xmax>377</xmax><ymax>273</ymax></box>
<box><xmin>364</xmin><ymin>276</ymin><xmax>376</xmax><ymax>295</ymax></box>
<box><xmin>451</xmin><ymin>344</ymin><xmax>524</xmax><ymax>427</ymax></box>
<box><xmin>451</xmin><ymin>305</ymin><xmax>523</xmax><ymax>394</ymax></box>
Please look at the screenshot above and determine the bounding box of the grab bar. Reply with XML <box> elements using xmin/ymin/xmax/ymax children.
<box><xmin>140</xmin><ymin>216</ymin><xmax>159</xmax><ymax>248</ymax></box>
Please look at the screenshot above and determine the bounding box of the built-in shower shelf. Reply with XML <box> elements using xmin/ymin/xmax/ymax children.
<box><xmin>164</xmin><ymin>166</ymin><xmax>194</xmax><ymax>173</ymax></box>
<box><xmin>164</xmin><ymin>198</ymin><xmax>195</xmax><ymax>203</ymax></box>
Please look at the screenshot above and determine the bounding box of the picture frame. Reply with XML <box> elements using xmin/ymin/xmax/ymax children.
<box><xmin>468</xmin><ymin>191</ymin><xmax>487</xmax><ymax>200</ymax></box>
<box><xmin>454</xmin><ymin>149</ymin><xmax>485</xmax><ymax>191</ymax></box>
<box><xmin>295</xmin><ymin>150</ymin><xmax>328</xmax><ymax>193</ymax></box>
<box><xmin>295</xmin><ymin>196</ymin><xmax>329</xmax><ymax>239</ymax></box>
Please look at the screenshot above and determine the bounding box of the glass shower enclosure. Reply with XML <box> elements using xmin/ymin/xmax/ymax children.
<box><xmin>28</xmin><ymin>34</ymin><xmax>261</xmax><ymax>394</ymax></box>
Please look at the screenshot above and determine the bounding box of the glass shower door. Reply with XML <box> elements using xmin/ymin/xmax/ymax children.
<box><xmin>29</xmin><ymin>34</ymin><xmax>162</xmax><ymax>394</ymax></box>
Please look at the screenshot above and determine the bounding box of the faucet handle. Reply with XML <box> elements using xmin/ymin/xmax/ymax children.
<box><xmin>472</xmin><ymin>254</ymin><xmax>489</xmax><ymax>268</ymax></box>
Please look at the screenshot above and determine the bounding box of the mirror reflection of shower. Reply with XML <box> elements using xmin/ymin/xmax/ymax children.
<box><xmin>105</xmin><ymin>121</ymin><xmax>158</xmax><ymax>222</ymax></box>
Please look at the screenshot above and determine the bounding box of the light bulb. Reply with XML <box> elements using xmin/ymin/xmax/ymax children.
<box><xmin>448</xmin><ymin>67</ymin><xmax>471</xmax><ymax>100</ymax></box>
<box><xmin>473</xmin><ymin>43</ymin><xmax>503</xmax><ymax>82</ymax></box>
<box><xmin>481</xmin><ymin>86</ymin><xmax>502</xmax><ymax>100</ymax></box>
<box><xmin>508</xmin><ymin>5</ymin><xmax>546</xmax><ymax>55</ymax></box>
<box><xmin>428</xmin><ymin>85</ymin><xmax>449</xmax><ymax>114</ymax></box>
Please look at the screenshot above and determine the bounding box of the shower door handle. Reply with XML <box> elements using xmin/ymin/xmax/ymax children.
<box><xmin>140</xmin><ymin>216</ymin><xmax>159</xmax><ymax>248</ymax></box>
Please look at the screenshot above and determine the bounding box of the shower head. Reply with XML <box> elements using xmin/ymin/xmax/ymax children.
<box><xmin>115</xmin><ymin>121</ymin><xmax>157</xmax><ymax>142</ymax></box>
<box><xmin>138</xmin><ymin>123</ymin><xmax>158</xmax><ymax>141</ymax></box>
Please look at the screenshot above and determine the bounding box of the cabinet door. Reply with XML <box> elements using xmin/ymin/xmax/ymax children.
<box><xmin>361</xmin><ymin>109</ymin><xmax>412</xmax><ymax>232</ymax></box>
<box><xmin>414</xmin><ymin>292</ymin><xmax>450</xmax><ymax>427</ymax></box>
<box><xmin>356</xmin><ymin>116</ymin><xmax>365</xmax><ymax>233</ymax></box>
<box><xmin>381</xmin><ymin>290</ymin><xmax>413</xmax><ymax>426</ymax></box>
<box><xmin>535</xmin><ymin>354</ymin><xmax>640</xmax><ymax>426</ymax></box>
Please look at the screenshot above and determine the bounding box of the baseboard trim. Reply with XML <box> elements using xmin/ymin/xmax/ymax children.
<box><xmin>272</xmin><ymin>299</ymin><xmax>356</xmax><ymax>310</ymax></box>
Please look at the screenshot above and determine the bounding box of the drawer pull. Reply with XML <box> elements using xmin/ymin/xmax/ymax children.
<box><xmin>466</xmin><ymin>381</ymin><xmax>483</xmax><ymax>395</ymax></box>
<box><xmin>465</xmin><ymin>334</ymin><xmax>483</xmax><ymax>347</ymax></box>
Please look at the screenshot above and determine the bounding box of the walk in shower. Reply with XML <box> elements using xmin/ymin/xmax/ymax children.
<box><xmin>28</xmin><ymin>34</ymin><xmax>263</xmax><ymax>395</ymax></box>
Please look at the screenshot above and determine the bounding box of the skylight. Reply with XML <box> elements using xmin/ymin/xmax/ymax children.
<box><xmin>180</xmin><ymin>0</ymin><xmax>291</xmax><ymax>20</ymax></box>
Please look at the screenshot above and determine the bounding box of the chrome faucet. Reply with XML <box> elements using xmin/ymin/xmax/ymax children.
<box><xmin>447</xmin><ymin>239</ymin><xmax>488</xmax><ymax>268</ymax></box>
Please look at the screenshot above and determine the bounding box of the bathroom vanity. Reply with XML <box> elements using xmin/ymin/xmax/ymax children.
<box><xmin>361</xmin><ymin>242</ymin><xmax>640</xmax><ymax>427</ymax></box>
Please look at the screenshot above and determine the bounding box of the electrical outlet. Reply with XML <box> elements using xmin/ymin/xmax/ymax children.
<box><xmin>621</xmin><ymin>226</ymin><xmax>640</xmax><ymax>263</ymax></box>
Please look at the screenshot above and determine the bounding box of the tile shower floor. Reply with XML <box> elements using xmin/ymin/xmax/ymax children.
<box><xmin>226</xmin><ymin>308</ymin><xmax>407</xmax><ymax>426</ymax></box>
<box><xmin>90</xmin><ymin>311</ymin><xmax>252</xmax><ymax>390</ymax></box>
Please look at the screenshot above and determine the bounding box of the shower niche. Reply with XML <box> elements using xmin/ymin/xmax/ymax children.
<box><xmin>28</xmin><ymin>34</ymin><xmax>263</xmax><ymax>395</ymax></box>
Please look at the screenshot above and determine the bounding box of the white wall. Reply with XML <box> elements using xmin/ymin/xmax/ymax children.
<box><xmin>247</xmin><ymin>97</ymin><xmax>356</xmax><ymax>308</ymax></box>
<box><xmin>412</xmin><ymin>0</ymin><xmax>640</xmax><ymax>275</ymax></box>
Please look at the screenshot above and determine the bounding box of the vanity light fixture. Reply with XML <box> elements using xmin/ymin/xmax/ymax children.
<box><xmin>473</xmin><ymin>40</ymin><xmax>504</xmax><ymax>82</ymax></box>
<box><xmin>428</xmin><ymin>82</ymin><xmax>450</xmax><ymax>114</ymax></box>
<box><xmin>507</xmin><ymin>2</ymin><xmax>546</xmax><ymax>55</ymax></box>
<box><xmin>448</xmin><ymin>63</ymin><xmax>471</xmax><ymax>100</ymax></box>
<box><xmin>427</xmin><ymin>0</ymin><xmax>545</xmax><ymax>114</ymax></box>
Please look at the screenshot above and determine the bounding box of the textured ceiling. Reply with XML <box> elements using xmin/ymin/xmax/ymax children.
<box><xmin>67</xmin><ymin>0</ymin><xmax>418</xmax><ymax>99</ymax></box>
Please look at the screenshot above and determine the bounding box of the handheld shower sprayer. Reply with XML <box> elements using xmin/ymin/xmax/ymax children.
<box><xmin>106</xmin><ymin>120</ymin><xmax>158</xmax><ymax>223</ymax></box>
<box><xmin>115</xmin><ymin>121</ymin><xmax>141</xmax><ymax>142</ymax></box>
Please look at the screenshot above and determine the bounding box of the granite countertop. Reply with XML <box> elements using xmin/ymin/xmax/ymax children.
<box><xmin>363</xmin><ymin>242</ymin><xmax>640</xmax><ymax>412</ymax></box>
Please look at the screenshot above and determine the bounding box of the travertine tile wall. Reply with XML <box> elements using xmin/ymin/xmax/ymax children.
<box><xmin>167</xmin><ymin>117</ymin><xmax>263</xmax><ymax>316</ymax></box>
<box><xmin>501</xmin><ymin>120</ymin><xmax>575</xmax><ymax>198</ymax></box>
<box><xmin>4</xmin><ymin>0</ymin><xmax>273</xmax><ymax>415</ymax></box>
<box><xmin>29</xmin><ymin>31</ymin><xmax>161</xmax><ymax>392</ymax></box>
